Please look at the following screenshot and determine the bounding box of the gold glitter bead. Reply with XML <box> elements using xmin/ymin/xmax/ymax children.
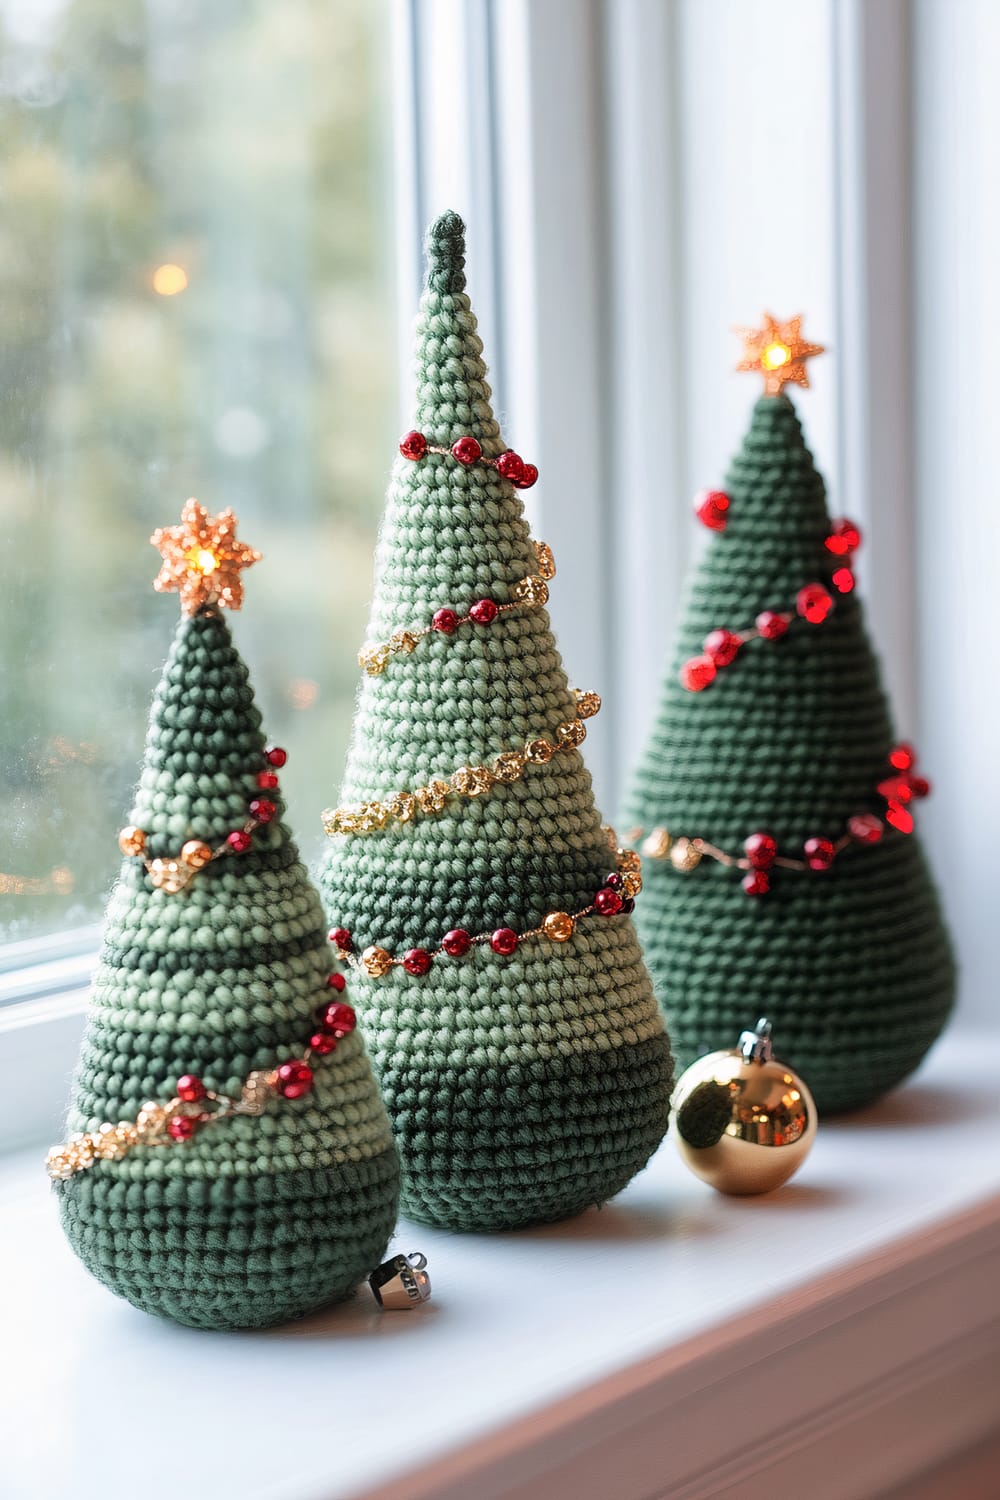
<box><xmin>512</xmin><ymin>573</ymin><xmax>549</xmax><ymax>606</ymax></box>
<box><xmin>362</xmin><ymin>945</ymin><xmax>393</xmax><ymax>978</ymax></box>
<box><xmin>148</xmin><ymin>858</ymin><xmax>190</xmax><ymax>894</ymax></box>
<box><xmin>181</xmin><ymin>839</ymin><xmax>212</xmax><ymax>870</ymax></box>
<box><xmin>622</xmin><ymin>871</ymin><xmax>643</xmax><ymax>899</ymax></box>
<box><xmin>575</xmin><ymin>691</ymin><xmax>602</xmax><ymax>720</ymax></box>
<box><xmin>46</xmin><ymin>1146</ymin><xmax>75</xmax><ymax>1181</ymax></box>
<box><xmin>118</xmin><ymin>826</ymin><xmax>146</xmax><ymax>857</ymax></box>
<box><xmin>670</xmin><ymin>837</ymin><xmax>703</xmax><ymax>873</ymax></box>
<box><xmin>556</xmin><ymin>719</ymin><xmax>586</xmax><ymax>749</ymax></box>
<box><xmin>542</xmin><ymin>910</ymin><xmax>575</xmax><ymax>942</ymax></box>
<box><xmin>241</xmin><ymin>1070</ymin><xmax>277</xmax><ymax>1115</ymax></box>
<box><xmin>642</xmin><ymin>827</ymin><xmax>673</xmax><ymax>860</ymax></box>
<box><xmin>359</xmin><ymin>643</ymin><xmax>390</xmax><ymax>676</ymax></box>
<box><xmin>467</xmin><ymin>767</ymin><xmax>494</xmax><ymax>796</ymax></box>
<box><xmin>416</xmin><ymin>779</ymin><xmax>450</xmax><ymax>815</ymax></box>
<box><xmin>387</xmin><ymin>792</ymin><xmax>416</xmax><ymax>823</ymax></box>
<box><xmin>390</xmin><ymin>629</ymin><xmax>418</xmax><ymax>655</ymax></box>
<box><xmin>93</xmin><ymin>1123</ymin><xmax>128</xmax><ymax>1160</ymax></box>
<box><xmin>525</xmin><ymin>738</ymin><xmax>554</xmax><ymax>765</ymax></box>
<box><xmin>357</xmin><ymin>801</ymin><xmax>389</xmax><ymax>832</ymax></box>
<box><xmin>67</xmin><ymin>1132</ymin><xmax>96</xmax><ymax>1169</ymax></box>
<box><xmin>534</xmin><ymin>541</ymin><xmax>556</xmax><ymax>580</ymax></box>
<box><xmin>115</xmin><ymin>1121</ymin><xmax>140</xmax><ymax>1149</ymax></box>
<box><xmin>450</xmin><ymin>766</ymin><xmax>476</xmax><ymax>796</ymax></box>
<box><xmin>618</xmin><ymin>849</ymin><xmax>642</xmax><ymax>875</ymax></box>
<box><xmin>493</xmin><ymin>749</ymin><xmax>527</xmax><ymax>783</ymax></box>
<box><xmin>136</xmin><ymin>1101</ymin><xmax>168</xmax><ymax>1136</ymax></box>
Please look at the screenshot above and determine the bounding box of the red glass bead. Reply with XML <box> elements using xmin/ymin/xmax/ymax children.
<box><xmin>176</xmin><ymin>1074</ymin><xmax>206</xmax><ymax>1104</ymax></box>
<box><xmin>680</xmin><ymin>654</ymin><xmax>717</xmax><ymax>692</ymax></box>
<box><xmin>513</xmin><ymin>463</ymin><xmax>538</xmax><ymax>489</ymax></box>
<box><xmin>318</xmin><ymin>1001</ymin><xmax>357</xmax><ymax>1035</ymax></box>
<box><xmin>495</xmin><ymin>450</ymin><xmax>525</xmax><ymax>483</ymax></box>
<box><xmin>329</xmin><ymin>927</ymin><xmax>353</xmax><ymax>952</ymax></box>
<box><xmin>797</xmin><ymin>583</ymin><xmax>833</xmax><ymax>624</ymax></box>
<box><xmin>621</xmin><ymin>897</ymin><xmax>635</xmax><ymax>914</ymax></box>
<box><xmin>256</xmin><ymin>770</ymin><xmax>279</xmax><ymax>790</ymax></box>
<box><xmin>604</xmin><ymin>872</ymin><xmax>624</xmax><ymax>890</ymax></box>
<box><xmin>704</xmin><ymin>628</ymin><xmax>741</xmax><ymax>667</ymax></box>
<box><xmin>227</xmin><ymin>829</ymin><xmax>252</xmax><ymax>853</ymax></box>
<box><xmin>432</xmin><ymin>608</ymin><xmax>459</xmax><ymax>634</ymax></box>
<box><xmin>595</xmin><ymin>888</ymin><xmax>624</xmax><ymax>916</ymax></box>
<box><xmin>694</xmin><ymin>489</ymin><xmax>730</xmax><ymax>531</ymax></box>
<box><xmin>878</xmin><ymin>776</ymin><xmax>912</xmax><ymax>803</ymax></box>
<box><xmin>327</xmin><ymin>972</ymin><xmax>347</xmax><ymax>992</ymax></box>
<box><xmin>744</xmin><ymin>832</ymin><xmax>777</xmax><ymax>870</ymax></box>
<box><xmin>276</xmin><ymin>1060</ymin><xmax>314</xmax><ymax>1099</ymax></box>
<box><xmin>909</xmin><ymin>774</ymin><xmax>931</xmax><ymax>798</ymax></box>
<box><xmin>848</xmin><ymin>813</ymin><xmax>883</xmax><ymax>843</ymax></box>
<box><xmin>742</xmin><ymin>870</ymin><xmax>771</xmax><ymax>897</ymax></box>
<box><xmin>490</xmin><ymin>927</ymin><xmax>519</xmax><ymax>956</ymax></box>
<box><xmin>885</xmin><ymin>800</ymin><xmax>914</xmax><ymax>835</ymax></box>
<box><xmin>265</xmin><ymin>746</ymin><xmax>288</xmax><ymax>768</ymax></box>
<box><xmin>469</xmin><ymin>598</ymin><xmax>498</xmax><ymax>626</ymax></box>
<box><xmin>399</xmin><ymin>430</ymin><xmax>428</xmax><ymax>461</ymax></box>
<box><xmin>442</xmin><ymin>928</ymin><xmax>472</xmax><ymax>957</ymax></box>
<box><xmin>824</xmin><ymin>518</ymin><xmax>862</xmax><ymax>556</ymax></box>
<box><xmin>249</xmin><ymin>797</ymin><xmax>276</xmax><ymax>823</ymax></box>
<box><xmin>309</xmin><ymin>1031</ymin><xmax>339</xmax><ymax>1056</ymax></box>
<box><xmin>888</xmin><ymin>743</ymin><xmax>915</xmax><ymax>771</ymax></box>
<box><xmin>403</xmin><ymin>947</ymin><xmax>433</xmax><ymax>976</ymax></box>
<box><xmin>756</xmin><ymin>610</ymin><xmax>790</xmax><ymax>640</ymax></box>
<box><xmin>452</xmin><ymin>436</ymin><xmax>482</xmax><ymax>466</ymax></box>
<box><xmin>168</xmin><ymin>1114</ymin><xmax>197</xmax><ymax>1141</ymax></box>
<box><xmin>804</xmin><ymin>836</ymin><xmax>835</xmax><ymax>871</ymax></box>
<box><xmin>831</xmin><ymin>566</ymin><xmax>855</xmax><ymax>594</ymax></box>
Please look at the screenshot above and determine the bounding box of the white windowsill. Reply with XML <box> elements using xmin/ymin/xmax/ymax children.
<box><xmin>2</xmin><ymin>1028</ymin><xmax>999</xmax><ymax>1500</ymax></box>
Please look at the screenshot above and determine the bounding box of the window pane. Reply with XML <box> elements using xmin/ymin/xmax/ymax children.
<box><xmin>1</xmin><ymin>0</ymin><xmax>395</xmax><ymax>943</ymax></box>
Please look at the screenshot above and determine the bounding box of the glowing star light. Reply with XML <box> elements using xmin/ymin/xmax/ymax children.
<box><xmin>736</xmin><ymin>313</ymin><xmax>825</xmax><ymax>396</ymax></box>
<box><xmin>151</xmin><ymin>499</ymin><xmax>262</xmax><ymax>615</ymax></box>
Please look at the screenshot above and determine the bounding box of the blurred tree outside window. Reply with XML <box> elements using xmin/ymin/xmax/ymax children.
<box><xmin>0</xmin><ymin>0</ymin><xmax>395</xmax><ymax>944</ymax></box>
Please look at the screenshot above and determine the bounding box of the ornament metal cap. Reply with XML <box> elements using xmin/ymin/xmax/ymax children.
<box><xmin>739</xmin><ymin>1017</ymin><xmax>774</xmax><ymax>1064</ymax></box>
<box><xmin>369</xmin><ymin>1251</ymin><xmax>432</xmax><ymax>1310</ymax></box>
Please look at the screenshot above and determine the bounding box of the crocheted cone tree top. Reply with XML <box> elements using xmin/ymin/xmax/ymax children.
<box><xmin>49</xmin><ymin>501</ymin><xmax>399</xmax><ymax>1330</ymax></box>
<box><xmin>624</xmin><ymin>315</ymin><xmax>955</xmax><ymax>1114</ymax></box>
<box><xmin>319</xmin><ymin>213</ymin><xmax>673</xmax><ymax>1231</ymax></box>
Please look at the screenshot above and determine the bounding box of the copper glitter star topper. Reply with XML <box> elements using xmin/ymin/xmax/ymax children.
<box><xmin>151</xmin><ymin>499</ymin><xmax>262</xmax><ymax>615</ymax></box>
<box><xmin>735</xmin><ymin>313</ymin><xmax>825</xmax><ymax>396</ymax></box>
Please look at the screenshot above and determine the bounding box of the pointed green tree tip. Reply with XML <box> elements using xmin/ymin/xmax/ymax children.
<box><xmin>425</xmin><ymin>211</ymin><xmax>467</xmax><ymax>295</ymax></box>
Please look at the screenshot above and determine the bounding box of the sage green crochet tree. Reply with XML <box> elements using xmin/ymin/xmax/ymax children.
<box><xmin>319</xmin><ymin>212</ymin><xmax>673</xmax><ymax>1231</ymax></box>
<box><xmin>624</xmin><ymin>315</ymin><xmax>955</xmax><ymax>1114</ymax></box>
<box><xmin>51</xmin><ymin>503</ymin><xmax>399</xmax><ymax>1330</ymax></box>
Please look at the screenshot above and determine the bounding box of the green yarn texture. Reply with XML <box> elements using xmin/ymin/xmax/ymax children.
<box><xmin>56</xmin><ymin>608</ymin><xmax>399</xmax><ymax>1330</ymax></box>
<box><xmin>624</xmin><ymin>395</ymin><xmax>955</xmax><ymax>1114</ymax></box>
<box><xmin>319</xmin><ymin>212</ymin><xmax>673</xmax><ymax>1231</ymax></box>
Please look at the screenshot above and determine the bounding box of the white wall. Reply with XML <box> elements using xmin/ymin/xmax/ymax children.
<box><xmin>396</xmin><ymin>0</ymin><xmax>997</xmax><ymax>1021</ymax></box>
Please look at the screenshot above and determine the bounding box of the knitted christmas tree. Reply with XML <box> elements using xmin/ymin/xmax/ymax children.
<box><xmin>624</xmin><ymin>316</ymin><xmax>955</xmax><ymax>1114</ymax></box>
<box><xmin>319</xmin><ymin>212</ymin><xmax>673</xmax><ymax>1231</ymax></box>
<box><xmin>48</xmin><ymin>501</ymin><xmax>399</xmax><ymax>1329</ymax></box>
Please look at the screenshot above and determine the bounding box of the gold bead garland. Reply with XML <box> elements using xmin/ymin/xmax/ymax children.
<box><xmin>329</xmin><ymin>842</ymin><xmax>642</xmax><ymax>979</ymax></box>
<box><xmin>46</xmin><ymin>986</ymin><xmax>358</xmax><ymax>1181</ymax></box>
<box><xmin>358</xmin><ymin>539</ymin><xmax>557</xmax><ymax>677</ymax></box>
<box><xmin>322</xmin><ymin>689</ymin><xmax>601</xmax><ymax>838</ymax></box>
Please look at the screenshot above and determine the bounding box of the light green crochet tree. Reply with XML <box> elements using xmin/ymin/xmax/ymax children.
<box><xmin>49</xmin><ymin>502</ymin><xmax>399</xmax><ymax>1329</ymax></box>
<box><xmin>319</xmin><ymin>213</ymin><xmax>673</xmax><ymax>1232</ymax></box>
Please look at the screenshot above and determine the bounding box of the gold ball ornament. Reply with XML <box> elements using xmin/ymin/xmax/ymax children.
<box><xmin>118</xmin><ymin>826</ymin><xmax>146</xmax><ymax>857</ymax></box>
<box><xmin>542</xmin><ymin>910</ymin><xmax>575</xmax><ymax>943</ymax></box>
<box><xmin>181</xmin><ymin>839</ymin><xmax>212</xmax><ymax>869</ymax></box>
<box><xmin>670</xmin><ymin>1020</ymin><xmax>817</xmax><ymax>1196</ymax></box>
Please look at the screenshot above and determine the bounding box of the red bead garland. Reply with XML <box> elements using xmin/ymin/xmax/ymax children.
<box><xmin>680</xmin><ymin>655</ymin><xmax>717</xmax><ymax>692</ymax></box>
<box><xmin>399</xmin><ymin>431</ymin><xmax>539</xmax><ymax>488</ymax></box>
<box><xmin>756</xmin><ymin>610</ymin><xmax>790</xmax><ymax>641</ymax></box>
<box><xmin>469</xmin><ymin>598</ymin><xmax>499</xmax><ymax>625</ymax></box>
<box><xmin>695</xmin><ymin>490</ymin><xmax>730</xmax><ymax>532</ymax></box>
<box><xmin>796</xmin><ymin>582</ymin><xmax>833</xmax><ymax>624</ymax></box>
<box><xmin>432</xmin><ymin>608</ymin><xmax>459</xmax><ymax>634</ymax></box>
<box><xmin>824</xmin><ymin>518</ymin><xmax>862</xmax><ymax>556</ymax></box>
<box><xmin>490</xmin><ymin>927</ymin><xmax>519</xmax><ymax>956</ymax></box>
<box><xmin>744</xmin><ymin>832</ymin><xmax>777</xmax><ymax>870</ymax></box>
<box><xmin>442</xmin><ymin>928</ymin><xmax>472</xmax><ymax>956</ymax></box>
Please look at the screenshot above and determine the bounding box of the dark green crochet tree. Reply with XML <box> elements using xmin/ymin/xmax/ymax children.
<box><xmin>319</xmin><ymin>213</ymin><xmax>673</xmax><ymax>1231</ymax></box>
<box><xmin>624</xmin><ymin>322</ymin><xmax>955</xmax><ymax>1113</ymax></box>
<box><xmin>52</xmin><ymin>507</ymin><xmax>399</xmax><ymax>1329</ymax></box>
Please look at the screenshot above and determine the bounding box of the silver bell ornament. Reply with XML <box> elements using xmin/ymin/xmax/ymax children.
<box><xmin>670</xmin><ymin>1019</ymin><xmax>817</xmax><ymax>1195</ymax></box>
